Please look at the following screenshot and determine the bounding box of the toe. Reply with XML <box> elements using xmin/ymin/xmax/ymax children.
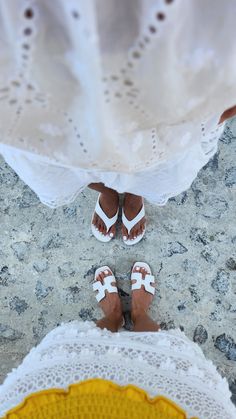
<box><xmin>104</xmin><ymin>224</ymin><xmax>108</xmax><ymax>235</ymax></box>
<box><xmin>99</xmin><ymin>271</ymin><xmax>105</xmax><ymax>281</ymax></box>
<box><xmin>136</xmin><ymin>226</ymin><xmax>141</xmax><ymax>238</ymax></box>
<box><xmin>140</xmin><ymin>220</ymin><xmax>145</xmax><ymax>234</ymax></box>
<box><xmin>104</xmin><ymin>224</ymin><xmax>109</xmax><ymax>236</ymax></box>
<box><xmin>92</xmin><ymin>214</ymin><xmax>98</xmax><ymax>228</ymax></box>
<box><xmin>131</xmin><ymin>265</ymin><xmax>141</xmax><ymax>285</ymax></box>
<box><xmin>122</xmin><ymin>224</ymin><xmax>128</xmax><ymax>241</ymax></box>
<box><xmin>99</xmin><ymin>221</ymin><xmax>103</xmax><ymax>234</ymax></box>
<box><xmin>98</xmin><ymin>221</ymin><xmax>103</xmax><ymax>233</ymax></box>
<box><xmin>96</xmin><ymin>268</ymin><xmax>112</xmax><ymax>283</ymax></box>
<box><xmin>97</xmin><ymin>272</ymin><xmax>103</xmax><ymax>283</ymax></box>
<box><xmin>101</xmin><ymin>223</ymin><xmax>106</xmax><ymax>235</ymax></box>
<box><xmin>104</xmin><ymin>268</ymin><xmax>112</xmax><ymax>277</ymax></box>
<box><xmin>133</xmin><ymin>226</ymin><xmax>139</xmax><ymax>239</ymax></box>
<box><xmin>141</xmin><ymin>220</ymin><xmax>146</xmax><ymax>232</ymax></box>
<box><xmin>129</xmin><ymin>223</ymin><xmax>142</xmax><ymax>240</ymax></box>
<box><xmin>108</xmin><ymin>224</ymin><xmax>116</xmax><ymax>239</ymax></box>
<box><xmin>129</xmin><ymin>227</ymin><xmax>135</xmax><ymax>241</ymax></box>
<box><xmin>135</xmin><ymin>219</ymin><xmax>145</xmax><ymax>237</ymax></box>
<box><xmin>103</xmin><ymin>268</ymin><xmax>116</xmax><ymax>290</ymax></box>
<box><xmin>99</xmin><ymin>220</ymin><xmax>105</xmax><ymax>234</ymax></box>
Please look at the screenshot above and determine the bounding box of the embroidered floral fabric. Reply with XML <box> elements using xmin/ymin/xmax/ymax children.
<box><xmin>0</xmin><ymin>322</ymin><xmax>235</xmax><ymax>418</ymax></box>
<box><xmin>0</xmin><ymin>1</ymin><xmax>235</xmax><ymax>206</ymax></box>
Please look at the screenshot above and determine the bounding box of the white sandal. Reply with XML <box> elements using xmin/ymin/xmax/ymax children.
<box><xmin>93</xmin><ymin>266</ymin><xmax>118</xmax><ymax>302</ymax></box>
<box><xmin>91</xmin><ymin>195</ymin><xmax>119</xmax><ymax>243</ymax></box>
<box><xmin>131</xmin><ymin>262</ymin><xmax>155</xmax><ymax>295</ymax></box>
<box><xmin>122</xmin><ymin>205</ymin><xmax>146</xmax><ymax>246</ymax></box>
<box><xmin>93</xmin><ymin>266</ymin><xmax>125</xmax><ymax>327</ymax></box>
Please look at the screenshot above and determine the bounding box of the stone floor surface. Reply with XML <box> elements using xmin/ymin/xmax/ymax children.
<box><xmin>0</xmin><ymin>118</ymin><xmax>236</xmax><ymax>403</ymax></box>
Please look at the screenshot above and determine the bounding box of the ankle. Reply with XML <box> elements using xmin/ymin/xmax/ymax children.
<box><xmin>100</xmin><ymin>188</ymin><xmax>119</xmax><ymax>205</ymax></box>
<box><xmin>131</xmin><ymin>308</ymin><xmax>146</xmax><ymax>323</ymax></box>
<box><xmin>105</xmin><ymin>306</ymin><xmax>123</xmax><ymax>323</ymax></box>
<box><xmin>125</xmin><ymin>193</ymin><xmax>142</xmax><ymax>201</ymax></box>
<box><xmin>97</xmin><ymin>189</ymin><xmax>119</xmax><ymax>219</ymax></box>
<box><xmin>97</xmin><ymin>309</ymin><xmax>123</xmax><ymax>331</ymax></box>
<box><xmin>124</xmin><ymin>193</ymin><xmax>143</xmax><ymax>210</ymax></box>
<box><xmin>101</xmin><ymin>189</ymin><xmax>118</xmax><ymax>199</ymax></box>
<box><xmin>97</xmin><ymin>319</ymin><xmax>119</xmax><ymax>332</ymax></box>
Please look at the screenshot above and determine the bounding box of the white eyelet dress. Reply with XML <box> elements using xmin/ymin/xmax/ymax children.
<box><xmin>0</xmin><ymin>322</ymin><xmax>235</xmax><ymax>418</ymax></box>
<box><xmin>0</xmin><ymin>0</ymin><xmax>235</xmax><ymax>207</ymax></box>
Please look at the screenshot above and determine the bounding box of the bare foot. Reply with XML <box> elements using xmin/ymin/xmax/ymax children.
<box><xmin>95</xmin><ymin>269</ymin><xmax>123</xmax><ymax>331</ymax></box>
<box><xmin>92</xmin><ymin>190</ymin><xmax>119</xmax><ymax>238</ymax></box>
<box><xmin>131</xmin><ymin>264</ymin><xmax>159</xmax><ymax>332</ymax></box>
<box><xmin>131</xmin><ymin>266</ymin><xmax>154</xmax><ymax>317</ymax></box>
<box><xmin>122</xmin><ymin>193</ymin><xmax>146</xmax><ymax>241</ymax></box>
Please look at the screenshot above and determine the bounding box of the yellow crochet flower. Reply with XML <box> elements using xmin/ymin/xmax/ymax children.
<box><xmin>3</xmin><ymin>379</ymin><xmax>199</xmax><ymax>419</ymax></box>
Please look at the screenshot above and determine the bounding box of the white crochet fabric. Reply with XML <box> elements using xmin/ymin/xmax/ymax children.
<box><xmin>0</xmin><ymin>322</ymin><xmax>235</xmax><ymax>419</ymax></box>
<box><xmin>0</xmin><ymin>0</ymin><xmax>235</xmax><ymax>207</ymax></box>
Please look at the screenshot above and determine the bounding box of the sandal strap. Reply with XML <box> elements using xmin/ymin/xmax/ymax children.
<box><xmin>95</xmin><ymin>198</ymin><xmax>118</xmax><ymax>233</ymax></box>
<box><xmin>131</xmin><ymin>272</ymin><xmax>155</xmax><ymax>295</ymax></box>
<box><xmin>93</xmin><ymin>275</ymin><xmax>118</xmax><ymax>302</ymax></box>
<box><xmin>122</xmin><ymin>205</ymin><xmax>145</xmax><ymax>235</ymax></box>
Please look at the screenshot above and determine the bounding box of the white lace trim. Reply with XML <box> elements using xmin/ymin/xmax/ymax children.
<box><xmin>0</xmin><ymin>119</ymin><xmax>224</xmax><ymax>208</ymax></box>
<box><xmin>0</xmin><ymin>322</ymin><xmax>235</xmax><ymax>419</ymax></box>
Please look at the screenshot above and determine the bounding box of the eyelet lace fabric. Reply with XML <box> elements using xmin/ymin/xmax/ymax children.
<box><xmin>0</xmin><ymin>0</ymin><xmax>235</xmax><ymax>207</ymax></box>
<box><xmin>0</xmin><ymin>118</ymin><xmax>225</xmax><ymax>208</ymax></box>
<box><xmin>0</xmin><ymin>322</ymin><xmax>235</xmax><ymax>419</ymax></box>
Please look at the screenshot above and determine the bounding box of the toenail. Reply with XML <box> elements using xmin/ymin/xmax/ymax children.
<box><xmin>95</xmin><ymin>227</ymin><xmax>98</xmax><ymax>231</ymax></box>
<box><xmin>136</xmin><ymin>267</ymin><xmax>140</xmax><ymax>271</ymax></box>
<box><xmin>123</xmin><ymin>236</ymin><xmax>127</xmax><ymax>241</ymax></box>
<box><xmin>104</xmin><ymin>270</ymin><xmax>109</xmax><ymax>274</ymax></box>
<box><xmin>109</xmin><ymin>232</ymin><xmax>114</xmax><ymax>238</ymax></box>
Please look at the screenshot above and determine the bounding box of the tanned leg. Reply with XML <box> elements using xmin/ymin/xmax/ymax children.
<box><xmin>88</xmin><ymin>183</ymin><xmax>119</xmax><ymax>238</ymax></box>
<box><xmin>121</xmin><ymin>193</ymin><xmax>146</xmax><ymax>242</ymax></box>
<box><xmin>131</xmin><ymin>265</ymin><xmax>160</xmax><ymax>332</ymax></box>
<box><xmin>95</xmin><ymin>268</ymin><xmax>123</xmax><ymax>332</ymax></box>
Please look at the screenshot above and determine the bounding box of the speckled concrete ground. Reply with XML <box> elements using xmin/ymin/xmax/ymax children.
<box><xmin>0</xmin><ymin>118</ymin><xmax>236</xmax><ymax>403</ymax></box>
